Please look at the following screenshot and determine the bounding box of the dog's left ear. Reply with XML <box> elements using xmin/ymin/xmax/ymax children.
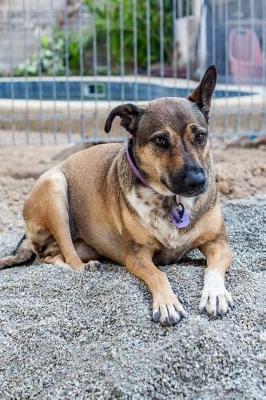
<box><xmin>188</xmin><ymin>65</ymin><xmax>217</xmax><ymax>122</ymax></box>
<box><xmin>104</xmin><ymin>103</ymin><xmax>144</xmax><ymax>135</ymax></box>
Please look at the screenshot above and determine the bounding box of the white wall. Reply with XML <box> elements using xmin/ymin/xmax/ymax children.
<box><xmin>175</xmin><ymin>0</ymin><xmax>206</xmax><ymax>75</ymax></box>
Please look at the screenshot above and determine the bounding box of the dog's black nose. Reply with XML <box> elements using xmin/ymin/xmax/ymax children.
<box><xmin>184</xmin><ymin>168</ymin><xmax>206</xmax><ymax>193</ymax></box>
<box><xmin>168</xmin><ymin>166</ymin><xmax>207</xmax><ymax>196</ymax></box>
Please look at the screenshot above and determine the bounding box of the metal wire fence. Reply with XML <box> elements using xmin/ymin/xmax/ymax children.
<box><xmin>0</xmin><ymin>0</ymin><xmax>265</xmax><ymax>146</ymax></box>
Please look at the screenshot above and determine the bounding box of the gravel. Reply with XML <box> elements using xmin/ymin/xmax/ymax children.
<box><xmin>0</xmin><ymin>196</ymin><xmax>265</xmax><ymax>400</ymax></box>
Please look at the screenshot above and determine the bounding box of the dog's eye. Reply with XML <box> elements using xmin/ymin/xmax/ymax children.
<box><xmin>195</xmin><ymin>131</ymin><xmax>208</xmax><ymax>145</ymax></box>
<box><xmin>151</xmin><ymin>134</ymin><xmax>169</xmax><ymax>149</ymax></box>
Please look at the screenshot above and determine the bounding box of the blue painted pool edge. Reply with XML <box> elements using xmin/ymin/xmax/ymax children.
<box><xmin>0</xmin><ymin>80</ymin><xmax>252</xmax><ymax>101</ymax></box>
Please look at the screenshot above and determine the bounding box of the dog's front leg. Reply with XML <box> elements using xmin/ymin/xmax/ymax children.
<box><xmin>125</xmin><ymin>245</ymin><xmax>187</xmax><ymax>326</ymax></box>
<box><xmin>199</xmin><ymin>235</ymin><xmax>233</xmax><ymax>317</ymax></box>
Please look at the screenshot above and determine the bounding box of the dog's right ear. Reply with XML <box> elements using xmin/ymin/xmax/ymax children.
<box><xmin>104</xmin><ymin>103</ymin><xmax>144</xmax><ymax>135</ymax></box>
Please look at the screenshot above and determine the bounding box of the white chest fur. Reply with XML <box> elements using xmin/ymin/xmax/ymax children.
<box><xmin>126</xmin><ymin>186</ymin><xmax>196</xmax><ymax>249</ymax></box>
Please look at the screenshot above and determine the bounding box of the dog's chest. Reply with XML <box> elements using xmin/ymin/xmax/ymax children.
<box><xmin>127</xmin><ymin>187</ymin><xmax>196</xmax><ymax>249</ymax></box>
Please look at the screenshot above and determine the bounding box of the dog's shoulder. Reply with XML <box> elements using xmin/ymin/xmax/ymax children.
<box><xmin>62</xmin><ymin>143</ymin><xmax>123</xmax><ymax>166</ymax></box>
<box><xmin>61</xmin><ymin>142</ymin><xmax>123</xmax><ymax>183</ymax></box>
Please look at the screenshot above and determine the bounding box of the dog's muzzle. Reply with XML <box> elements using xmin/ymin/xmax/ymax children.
<box><xmin>168</xmin><ymin>166</ymin><xmax>208</xmax><ymax>197</ymax></box>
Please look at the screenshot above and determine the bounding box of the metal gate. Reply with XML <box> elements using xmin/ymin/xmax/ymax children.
<box><xmin>0</xmin><ymin>0</ymin><xmax>265</xmax><ymax>146</ymax></box>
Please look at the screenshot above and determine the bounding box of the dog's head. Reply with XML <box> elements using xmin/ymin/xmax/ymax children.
<box><xmin>105</xmin><ymin>65</ymin><xmax>216</xmax><ymax>197</ymax></box>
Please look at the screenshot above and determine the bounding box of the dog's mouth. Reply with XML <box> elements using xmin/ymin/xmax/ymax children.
<box><xmin>175</xmin><ymin>184</ymin><xmax>208</xmax><ymax>197</ymax></box>
<box><xmin>161</xmin><ymin>178</ymin><xmax>208</xmax><ymax>198</ymax></box>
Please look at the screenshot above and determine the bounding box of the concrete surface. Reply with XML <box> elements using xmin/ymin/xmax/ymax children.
<box><xmin>0</xmin><ymin>196</ymin><xmax>265</xmax><ymax>399</ymax></box>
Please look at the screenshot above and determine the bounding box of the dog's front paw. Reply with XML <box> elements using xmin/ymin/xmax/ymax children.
<box><xmin>199</xmin><ymin>270</ymin><xmax>234</xmax><ymax>317</ymax></box>
<box><xmin>152</xmin><ymin>291</ymin><xmax>187</xmax><ymax>326</ymax></box>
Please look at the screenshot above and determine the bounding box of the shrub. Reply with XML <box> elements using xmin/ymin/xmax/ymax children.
<box><xmin>14</xmin><ymin>0</ymin><xmax>174</xmax><ymax>76</ymax></box>
<box><xmin>83</xmin><ymin>0</ymin><xmax>174</xmax><ymax>73</ymax></box>
<box><xmin>14</xmin><ymin>30</ymin><xmax>84</xmax><ymax>77</ymax></box>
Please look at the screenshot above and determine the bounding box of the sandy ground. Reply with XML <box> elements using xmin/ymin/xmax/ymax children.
<box><xmin>0</xmin><ymin>143</ymin><xmax>265</xmax><ymax>398</ymax></box>
<box><xmin>0</xmin><ymin>196</ymin><xmax>265</xmax><ymax>399</ymax></box>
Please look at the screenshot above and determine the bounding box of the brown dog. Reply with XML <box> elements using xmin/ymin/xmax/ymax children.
<box><xmin>0</xmin><ymin>65</ymin><xmax>233</xmax><ymax>325</ymax></box>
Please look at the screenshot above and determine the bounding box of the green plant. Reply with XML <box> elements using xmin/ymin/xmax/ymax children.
<box><xmin>83</xmin><ymin>0</ymin><xmax>174</xmax><ymax>73</ymax></box>
<box><xmin>14</xmin><ymin>30</ymin><xmax>82</xmax><ymax>77</ymax></box>
<box><xmin>14</xmin><ymin>0</ymin><xmax>175</xmax><ymax>77</ymax></box>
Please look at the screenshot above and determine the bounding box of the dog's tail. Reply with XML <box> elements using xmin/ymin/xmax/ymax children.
<box><xmin>0</xmin><ymin>233</ymin><xmax>35</xmax><ymax>270</ymax></box>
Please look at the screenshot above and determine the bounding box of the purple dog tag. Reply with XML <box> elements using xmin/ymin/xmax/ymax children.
<box><xmin>172</xmin><ymin>207</ymin><xmax>190</xmax><ymax>229</ymax></box>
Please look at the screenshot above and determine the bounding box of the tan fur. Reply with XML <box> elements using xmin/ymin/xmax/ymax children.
<box><xmin>17</xmin><ymin>142</ymin><xmax>231</xmax><ymax>323</ymax></box>
<box><xmin>0</xmin><ymin>66</ymin><xmax>233</xmax><ymax>325</ymax></box>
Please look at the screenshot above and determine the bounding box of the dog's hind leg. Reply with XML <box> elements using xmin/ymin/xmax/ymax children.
<box><xmin>24</xmin><ymin>169</ymin><xmax>85</xmax><ymax>271</ymax></box>
<box><xmin>43</xmin><ymin>240</ymin><xmax>100</xmax><ymax>270</ymax></box>
<box><xmin>44</xmin><ymin>254</ymin><xmax>72</xmax><ymax>270</ymax></box>
<box><xmin>31</xmin><ymin>235</ymin><xmax>99</xmax><ymax>267</ymax></box>
<box><xmin>74</xmin><ymin>239</ymin><xmax>100</xmax><ymax>263</ymax></box>
<box><xmin>42</xmin><ymin>239</ymin><xmax>100</xmax><ymax>270</ymax></box>
<box><xmin>44</xmin><ymin>239</ymin><xmax>100</xmax><ymax>270</ymax></box>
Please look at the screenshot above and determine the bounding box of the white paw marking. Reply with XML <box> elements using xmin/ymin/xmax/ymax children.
<box><xmin>199</xmin><ymin>270</ymin><xmax>233</xmax><ymax>317</ymax></box>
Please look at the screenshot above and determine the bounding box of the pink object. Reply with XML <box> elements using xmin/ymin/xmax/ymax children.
<box><xmin>229</xmin><ymin>28</ymin><xmax>265</xmax><ymax>82</ymax></box>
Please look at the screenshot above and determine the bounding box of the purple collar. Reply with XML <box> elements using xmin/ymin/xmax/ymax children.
<box><xmin>126</xmin><ymin>146</ymin><xmax>147</xmax><ymax>186</ymax></box>
<box><xmin>125</xmin><ymin>145</ymin><xmax>190</xmax><ymax>229</ymax></box>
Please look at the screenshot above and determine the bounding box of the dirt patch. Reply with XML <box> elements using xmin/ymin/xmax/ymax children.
<box><xmin>214</xmin><ymin>147</ymin><xmax>266</xmax><ymax>200</ymax></box>
<box><xmin>0</xmin><ymin>145</ymin><xmax>65</xmax><ymax>179</ymax></box>
<box><xmin>0</xmin><ymin>145</ymin><xmax>65</xmax><ymax>233</ymax></box>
